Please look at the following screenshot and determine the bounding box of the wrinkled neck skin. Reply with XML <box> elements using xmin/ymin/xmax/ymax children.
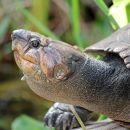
<box><xmin>25</xmin><ymin>54</ymin><xmax>113</xmax><ymax>108</ymax></box>
<box><xmin>25</xmin><ymin>54</ymin><xmax>130</xmax><ymax>122</ymax></box>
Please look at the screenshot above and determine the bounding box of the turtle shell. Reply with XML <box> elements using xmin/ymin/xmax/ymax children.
<box><xmin>85</xmin><ymin>24</ymin><xmax>130</xmax><ymax>68</ymax></box>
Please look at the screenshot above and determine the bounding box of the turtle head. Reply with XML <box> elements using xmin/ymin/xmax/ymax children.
<box><xmin>11</xmin><ymin>29</ymin><xmax>86</xmax><ymax>101</ymax></box>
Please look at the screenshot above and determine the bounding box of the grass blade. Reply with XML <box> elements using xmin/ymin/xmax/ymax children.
<box><xmin>94</xmin><ymin>0</ymin><xmax>119</xmax><ymax>29</ymax></box>
<box><xmin>69</xmin><ymin>105</ymin><xmax>87</xmax><ymax>130</ymax></box>
<box><xmin>94</xmin><ymin>0</ymin><xmax>109</xmax><ymax>16</ymax></box>
<box><xmin>70</xmin><ymin>0</ymin><xmax>84</xmax><ymax>48</ymax></box>
<box><xmin>21</xmin><ymin>9</ymin><xmax>59</xmax><ymax>40</ymax></box>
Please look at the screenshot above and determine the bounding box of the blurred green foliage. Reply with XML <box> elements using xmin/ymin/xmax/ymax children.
<box><xmin>95</xmin><ymin>0</ymin><xmax>119</xmax><ymax>29</ymax></box>
<box><xmin>21</xmin><ymin>9</ymin><xmax>59</xmax><ymax>40</ymax></box>
<box><xmin>109</xmin><ymin>0</ymin><xmax>130</xmax><ymax>27</ymax></box>
<box><xmin>0</xmin><ymin>0</ymin><xmax>130</xmax><ymax>130</ymax></box>
<box><xmin>0</xmin><ymin>16</ymin><xmax>10</xmax><ymax>39</ymax></box>
<box><xmin>70</xmin><ymin>0</ymin><xmax>85</xmax><ymax>48</ymax></box>
<box><xmin>11</xmin><ymin>115</ymin><xmax>50</xmax><ymax>130</ymax></box>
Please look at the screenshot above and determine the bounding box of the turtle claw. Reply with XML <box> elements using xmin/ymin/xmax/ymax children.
<box><xmin>21</xmin><ymin>75</ymin><xmax>26</xmax><ymax>80</ymax></box>
<box><xmin>126</xmin><ymin>63</ymin><xmax>130</xmax><ymax>68</ymax></box>
<box><xmin>43</xmin><ymin>103</ymin><xmax>77</xmax><ymax>130</ymax></box>
<box><xmin>44</xmin><ymin>103</ymin><xmax>98</xmax><ymax>130</ymax></box>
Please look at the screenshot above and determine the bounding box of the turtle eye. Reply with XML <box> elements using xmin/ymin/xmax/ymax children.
<box><xmin>29</xmin><ymin>38</ymin><xmax>40</xmax><ymax>48</ymax></box>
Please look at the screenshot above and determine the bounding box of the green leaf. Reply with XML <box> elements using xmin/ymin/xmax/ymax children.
<box><xmin>0</xmin><ymin>16</ymin><xmax>10</xmax><ymax>39</ymax></box>
<box><xmin>11</xmin><ymin>115</ymin><xmax>51</xmax><ymax>130</ymax></box>
<box><xmin>98</xmin><ymin>114</ymin><xmax>108</xmax><ymax>121</ymax></box>
<box><xmin>109</xmin><ymin>0</ymin><xmax>130</xmax><ymax>28</ymax></box>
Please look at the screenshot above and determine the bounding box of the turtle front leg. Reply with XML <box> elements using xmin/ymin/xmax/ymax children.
<box><xmin>44</xmin><ymin>103</ymin><xmax>98</xmax><ymax>130</ymax></box>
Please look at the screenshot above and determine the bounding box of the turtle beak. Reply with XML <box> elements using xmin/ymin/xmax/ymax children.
<box><xmin>11</xmin><ymin>29</ymin><xmax>29</xmax><ymax>51</ymax></box>
<box><xmin>11</xmin><ymin>29</ymin><xmax>29</xmax><ymax>41</ymax></box>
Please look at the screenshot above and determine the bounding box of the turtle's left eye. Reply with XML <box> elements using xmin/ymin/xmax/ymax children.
<box><xmin>29</xmin><ymin>38</ymin><xmax>40</xmax><ymax>48</ymax></box>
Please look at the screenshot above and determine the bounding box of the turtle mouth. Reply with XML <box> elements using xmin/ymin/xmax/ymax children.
<box><xmin>13</xmin><ymin>50</ymin><xmax>37</xmax><ymax>65</ymax></box>
<box><xmin>14</xmin><ymin>50</ymin><xmax>40</xmax><ymax>76</ymax></box>
<box><xmin>12</xmin><ymin>37</ymin><xmax>39</xmax><ymax>65</ymax></box>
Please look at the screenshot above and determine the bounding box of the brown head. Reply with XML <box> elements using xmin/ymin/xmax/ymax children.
<box><xmin>11</xmin><ymin>29</ymin><xmax>86</xmax><ymax>103</ymax></box>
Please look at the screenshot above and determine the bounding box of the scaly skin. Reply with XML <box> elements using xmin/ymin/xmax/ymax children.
<box><xmin>11</xmin><ymin>29</ymin><xmax>130</xmax><ymax>129</ymax></box>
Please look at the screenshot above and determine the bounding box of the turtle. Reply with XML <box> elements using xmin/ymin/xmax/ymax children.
<box><xmin>11</xmin><ymin>24</ymin><xmax>130</xmax><ymax>130</ymax></box>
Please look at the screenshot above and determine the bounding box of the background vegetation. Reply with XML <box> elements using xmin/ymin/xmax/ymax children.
<box><xmin>0</xmin><ymin>0</ymin><xmax>130</xmax><ymax>130</ymax></box>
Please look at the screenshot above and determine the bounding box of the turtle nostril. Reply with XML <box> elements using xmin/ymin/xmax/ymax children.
<box><xmin>11</xmin><ymin>34</ymin><xmax>17</xmax><ymax>40</ymax></box>
<box><xmin>11</xmin><ymin>30</ymin><xmax>21</xmax><ymax>40</ymax></box>
<box><xmin>12</xmin><ymin>29</ymin><xmax>27</xmax><ymax>39</ymax></box>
